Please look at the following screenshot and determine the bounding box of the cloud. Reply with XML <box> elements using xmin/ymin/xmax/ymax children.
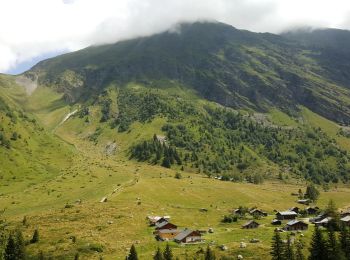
<box><xmin>0</xmin><ymin>0</ymin><xmax>350</xmax><ymax>73</ymax></box>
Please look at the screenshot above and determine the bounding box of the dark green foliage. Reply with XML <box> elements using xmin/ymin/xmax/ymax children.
<box><xmin>131</xmin><ymin>136</ymin><xmax>181</xmax><ymax>169</ymax></box>
<box><xmin>154</xmin><ymin>247</ymin><xmax>164</xmax><ymax>260</ymax></box>
<box><xmin>204</xmin><ymin>245</ymin><xmax>216</xmax><ymax>260</ymax></box>
<box><xmin>325</xmin><ymin>200</ymin><xmax>341</xmax><ymax>231</ymax></box>
<box><xmin>271</xmin><ymin>231</ymin><xmax>285</xmax><ymax>260</ymax></box>
<box><xmin>222</xmin><ymin>215</ymin><xmax>238</xmax><ymax>223</ymax></box>
<box><xmin>309</xmin><ymin>226</ymin><xmax>327</xmax><ymax>260</ymax></box>
<box><xmin>340</xmin><ymin>226</ymin><xmax>350</xmax><ymax>259</ymax></box>
<box><xmin>30</xmin><ymin>229</ymin><xmax>39</xmax><ymax>244</ymax></box>
<box><xmin>326</xmin><ymin>228</ymin><xmax>346</xmax><ymax>260</ymax></box>
<box><xmin>284</xmin><ymin>235</ymin><xmax>295</xmax><ymax>260</ymax></box>
<box><xmin>74</xmin><ymin>253</ymin><xmax>80</xmax><ymax>260</ymax></box>
<box><xmin>127</xmin><ymin>90</ymin><xmax>350</xmax><ymax>183</ymax></box>
<box><xmin>304</xmin><ymin>184</ymin><xmax>320</xmax><ymax>202</ymax></box>
<box><xmin>126</xmin><ymin>244</ymin><xmax>138</xmax><ymax>260</ymax></box>
<box><xmin>163</xmin><ymin>244</ymin><xmax>173</xmax><ymax>260</ymax></box>
<box><xmin>4</xmin><ymin>230</ymin><xmax>26</xmax><ymax>260</ymax></box>
<box><xmin>295</xmin><ymin>240</ymin><xmax>305</xmax><ymax>260</ymax></box>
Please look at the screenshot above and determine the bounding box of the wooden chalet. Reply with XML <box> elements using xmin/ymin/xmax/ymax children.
<box><xmin>340</xmin><ymin>216</ymin><xmax>350</xmax><ymax>227</ymax></box>
<box><xmin>155</xmin><ymin>221</ymin><xmax>177</xmax><ymax>230</ymax></box>
<box><xmin>289</xmin><ymin>207</ymin><xmax>299</xmax><ymax>214</ymax></box>
<box><xmin>306</xmin><ymin>207</ymin><xmax>319</xmax><ymax>215</ymax></box>
<box><xmin>314</xmin><ymin>217</ymin><xmax>332</xmax><ymax>228</ymax></box>
<box><xmin>276</xmin><ymin>211</ymin><xmax>297</xmax><ymax>220</ymax></box>
<box><xmin>284</xmin><ymin>220</ymin><xmax>308</xmax><ymax>231</ymax></box>
<box><xmin>156</xmin><ymin>229</ymin><xmax>182</xmax><ymax>241</ymax></box>
<box><xmin>271</xmin><ymin>219</ymin><xmax>282</xmax><ymax>225</ymax></box>
<box><xmin>249</xmin><ymin>209</ymin><xmax>268</xmax><ymax>217</ymax></box>
<box><xmin>242</xmin><ymin>220</ymin><xmax>259</xmax><ymax>229</ymax></box>
<box><xmin>297</xmin><ymin>199</ymin><xmax>310</xmax><ymax>205</ymax></box>
<box><xmin>174</xmin><ymin>229</ymin><xmax>202</xmax><ymax>244</ymax></box>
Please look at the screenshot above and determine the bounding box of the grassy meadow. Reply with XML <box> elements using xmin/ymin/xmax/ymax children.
<box><xmin>1</xmin><ymin>80</ymin><xmax>350</xmax><ymax>259</ymax></box>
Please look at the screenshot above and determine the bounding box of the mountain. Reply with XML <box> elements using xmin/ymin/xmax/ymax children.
<box><xmin>27</xmin><ymin>22</ymin><xmax>350</xmax><ymax>124</ymax></box>
<box><xmin>2</xmin><ymin>21</ymin><xmax>350</xmax><ymax>260</ymax></box>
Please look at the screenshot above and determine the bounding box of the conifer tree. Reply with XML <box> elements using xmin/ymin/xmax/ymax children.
<box><xmin>271</xmin><ymin>231</ymin><xmax>285</xmax><ymax>260</ymax></box>
<box><xmin>205</xmin><ymin>245</ymin><xmax>216</xmax><ymax>260</ymax></box>
<box><xmin>295</xmin><ymin>240</ymin><xmax>305</xmax><ymax>260</ymax></box>
<box><xmin>163</xmin><ymin>243</ymin><xmax>173</xmax><ymax>260</ymax></box>
<box><xmin>340</xmin><ymin>226</ymin><xmax>350</xmax><ymax>259</ymax></box>
<box><xmin>30</xmin><ymin>229</ymin><xmax>39</xmax><ymax>244</ymax></box>
<box><xmin>127</xmin><ymin>244</ymin><xmax>138</xmax><ymax>260</ymax></box>
<box><xmin>309</xmin><ymin>226</ymin><xmax>327</xmax><ymax>260</ymax></box>
<box><xmin>284</xmin><ymin>235</ymin><xmax>295</xmax><ymax>260</ymax></box>
<box><xmin>4</xmin><ymin>234</ymin><xmax>16</xmax><ymax>260</ymax></box>
<box><xmin>326</xmin><ymin>228</ymin><xmax>346</xmax><ymax>260</ymax></box>
<box><xmin>154</xmin><ymin>247</ymin><xmax>163</xmax><ymax>260</ymax></box>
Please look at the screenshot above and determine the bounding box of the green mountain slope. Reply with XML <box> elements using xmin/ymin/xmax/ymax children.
<box><xmin>28</xmin><ymin>22</ymin><xmax>350</xmax><ymax>124</ymax></box>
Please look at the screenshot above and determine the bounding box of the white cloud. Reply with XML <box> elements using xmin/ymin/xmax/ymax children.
<box><xmin>0</xmin><ymin>0</ymin><xmax>350</xmax><ymax>73</ymax></box>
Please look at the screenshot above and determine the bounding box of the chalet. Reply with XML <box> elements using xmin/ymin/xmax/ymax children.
<box><xmin>156</xmin><ymin>229</ymin><xmax>182</xmax><ymax>241</ymax></box>
<box><xmin>147</xmin><ymin>216</ymin><xmax>170</xmax><ymax>226</ymax></box>
<box><xmin>306</xmin><ymin>207</ymin><xmax>319</xmax><ymax>215</ymax></box>
<box><xmin>249</xmin><ymin>209</ymin><xmax>268</xmax><ymax>217</ymax></box>
<box><xmin>297</xmin><ymin>199</ymin><xmax>310</xmax><ymax>205</ymax></box>
<box><xmin>155</xmin><ymin>222</ymin><xmax>177</xmax><ymax>230</ymax></box>
<box><xmin>310</xmin><ymin>213</ymin><xmax>327</xmax><ymax>223</ymax></box>
<box><xmin>271</xmin><ymin>219</ymin><xmax>282</xmax><ymax>225</ymax></box>
<box><xmin>242</xmin><ymin>220</ymin><xmax>260</xmax><ymax>229</ymax></box>
<box><xmin>233</xmin><ymin>208</ymin><xmax>244</xmax><ymax>215</ymax></box>
<box><xmin>174</xmin><ymin>229</ymin><xmax>202</xmax><ymax>244</ymax></box>
<box><xmin>340</xmin><ymin>216</ymin><xmax>350</xmax><ymax>227</ymax></box>
<box><xmin>341</xmin><ymin>210</ymin><xmax>350</xmax><ymax>218</ymax></box>
<box><xmin>276</xmin><ymin>211</ymin><xmax>297</xmax><ymax>220</ymax></box>
<box><xmin>314</xmin><ymin>217</ymin><xmax>332</xmax><ymax>228</ymax></box>
<box><xmin>289</xmin><ymin>207</ymin><xmax>299</xmax><ymax>214</ymax></box>
<box><xmin>284</xmin><ymin>220</ymin><xmax>308</xmax><ymax>231</ymax></box>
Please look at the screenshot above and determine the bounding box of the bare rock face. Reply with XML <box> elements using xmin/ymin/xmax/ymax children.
<box><xmin>15</xmin><ymin>74</ymin><xmax>38</xmax><ymax>95</ymax></box>
<box><xmin>104</xmin><ymin>141</ymin><xmax>118</xmax><ymax>155</ymax></box>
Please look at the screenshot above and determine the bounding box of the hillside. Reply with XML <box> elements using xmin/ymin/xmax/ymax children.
<box><xmin>28</xmin><ymin>22</ymin><xmax>350</xmax><ymax>124</ymax></box>
<box><xmin>1</xmin><ymin>22</ymin><xmax>350</xmax><ymax>259</ymax></box>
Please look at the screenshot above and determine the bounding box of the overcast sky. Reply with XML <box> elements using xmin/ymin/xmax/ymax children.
<box><xmin>1</xmin><ymin>0</ymin><xmax>350</xmax><ymax>74</ymax></box>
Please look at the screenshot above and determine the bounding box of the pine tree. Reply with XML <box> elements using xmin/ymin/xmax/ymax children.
<box><xmin>74</xmin><ymin>252</ymin><xmax>80</xmax><ymax>260</ymax></box>
<box><xmin>205</xmin><ymin>245</ymin><xmax>216</xmax><ymax>260</ymax></box>
<box><xmin>4</xmin><ymin>234</ymin><xmax>16</xmax><ymax>260</ymax></box>
<box><xmin>154</xmin><ymin>247</ymin><xmax>163</xmax><ymax>260</ymax></box>
<box><xmin>284</xmin><ymin>235</ymin><xmax>295</xmax><ymax>260</ymax></box>
<box><xmin>295</xmin><ymin>240</ymin><xmax>305</xmax><ymax>260</ymax></box>
<box><xmin>309</xmin><ymin>226</ymin><xmax>327</xmax><ymax>260</ymax></box>
<box><xmin>271</xmin><ymin>231</ymin><xmax>285</xmax><ymax>260</ymax></box>
<box><xmin>127</xmin><ymin>244</ymin><xmax>138</xmax><ymax>260</ymax></box>
<box><xmin>30</xmin><ymin>229</ymin><xmax>39</xmax><ymax>244</ymax></box>
<box><xmin>304</xmin><ymin>184</ymin><xmax>320</xmax><ymax>202</ymax></box>
<box><xmin>325</xmin><ymin>200</ymin><xmax>340</xmax><ymax>231</ymax></box>
<box><xmin>340</xmin><ymin>226</ymin><xmax>350</xmax><ymax>259</ymax></box>
<box><xmin>326</xmin><ymin>228</ymin><xmax>346</xmax><ymax>260</ymax></box>
<box><xmin>163</xmin><ymin>243</ymin><xmax>173</xmax><ymax>260</ymax></box>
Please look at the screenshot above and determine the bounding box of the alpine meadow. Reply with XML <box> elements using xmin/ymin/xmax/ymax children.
<box><xmin>1</xmin><ymin>20</ymin><xmax>350</xmax><ymax>259</ymax></box>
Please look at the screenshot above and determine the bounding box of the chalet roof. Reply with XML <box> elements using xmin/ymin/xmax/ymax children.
<box><xmin>242</xmin><ymin>220</ymin><xmax>259</xmax><ymax>227</ymax></box>
<box><xmin>158</xmin><ymin>229</ymin><xmax>181</xmax><ymax>234</ymax></box>
<box><xmin>286</xmin><ymin>220</ymin><xmax>307</xmax><ymax>226</ymax></box>
<box><xmin>315</xmin><ymin>217</ymin><xmax>332</xmax><ymax>224</ymax></box>
<box><xmin>341</xmin><ymin>216</ymin><xmax>350</xmax><ymax>222</ymax></box>
<box><xmin>155</xmin><ymin>221</ymin><xmax>171</xmax><ymax>229</ymax></box>
<box><xmin>277</xmin><ymin>211</ymin><xmax>298</xmax><ymax>216</ymax></box>
<box><xmin>174</xmin><ymin>229</ymin><xmax>194</xmax><ymax>241</ymax></box>
<box><xmin>250</xmin><ymin>209</ymin><xmax>264</xmax><ymax>213</ymax></box>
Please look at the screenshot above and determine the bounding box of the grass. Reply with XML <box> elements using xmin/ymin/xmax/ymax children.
<box><xmin>1</xmin><ymin>77</ymin><xmax>350</xmax><ymax>259</ymax></box>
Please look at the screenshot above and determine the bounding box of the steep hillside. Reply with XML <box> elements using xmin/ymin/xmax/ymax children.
<box><xmin>28</xmin><ymin>22</ymin><xmax>350</xmax><ymax>124</ymax></box>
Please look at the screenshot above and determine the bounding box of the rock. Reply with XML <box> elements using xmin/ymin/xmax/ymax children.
<box><xmin>220</xmin><ymin>245</ymin><xmax>228</xmax><ymax>251</ymax></box>
<box><xmin>237</xmin><ymin>255</ymin><xmax>244</xmax><ymax>259</ymax></box>
<box><xmin>208</xmin><ymin>228</ymin><xmax>214</xmax><ymax>233</ymax></box>
<box><xmin>100</xmin><ymin>197</ymin><xmax>107</xmax><ymax>203</ymax></box>
<box><xmin>107</xmin><ymin>220</ymin><xmax>114</xmax><ymax>224</ymax></box>
<box><xmin>240</xmin><ymin>242</ymin><xmax>247</xmax><ymax>248</ymax></box>
<box><xmin>250</xmin><ymin>238</ymin><xmax>260</xmax><ymax>243</ymax></box>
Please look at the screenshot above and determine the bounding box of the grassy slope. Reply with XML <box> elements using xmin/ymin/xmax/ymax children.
<box><xmin>1</xmin><ymin>79</ymin><xmax>350</xmax><ymax>259</ymax></box>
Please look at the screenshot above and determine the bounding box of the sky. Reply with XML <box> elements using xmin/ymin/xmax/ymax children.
<box><xmin>1</xmin><ymin>0</ymin><xmax>350</xmax><ymax>74</ymax></box>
